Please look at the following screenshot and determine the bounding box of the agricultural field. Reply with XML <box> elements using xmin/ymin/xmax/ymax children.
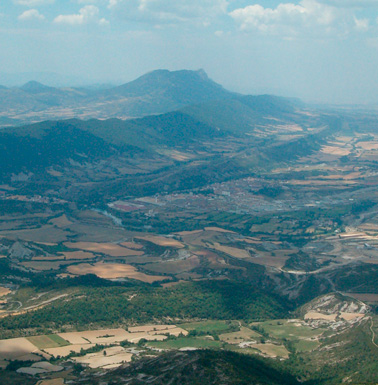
<box><xmin>72</xmin><ymin>346</ymin><xmax>133</xmax><ymax>369</ymax></box>
<box><xmin>135</xmin><ymin>235</ymin><xmax>185</xmax><ymax>248</ymax></box>
<box><xmin>219</xmin><ymin>326</ymin><xmax>261</xmax><ymax>344</ymax></box>
<box><xmin>63</xmin><ymin>242</ymin><xmax>144</xmax><ymax>257</ymax></box>
<box><xmin>0</xmin><ymin>287</ymin><xmax>11</xmax><ymax>297</ymax></box>
<box><xmin>27</xmin><ymin>335</ymin><xmax>70</xmax><ymax>350</ymax></box>
<box><xmin>0</xmin><ymin>337</ymin><xmax>48</xmax><ymax>361</ymax></box>
<box><xmin>252</xmin><ymin>319</ymin><xmax>325</xmax><ymax>341</ymax></box>
<box><xmin>179</xmin><ymin>320</ymin><xmax>236</xmax><ymax>334</ymax></box>
<box><xmin>66</xmin><ymin>262</ymin><xmax>168</xmax><ymax>282</ymax></box>
<box><xmin>1</xmin><ymin>310</ymin><xmax>355</xmax><ymax>375</ymax></box>
<box><xmin>0</xmin><ymin>323</ymin><xmax>190</xmax><ymax>373</ymax></box>
<box><xmin>147</xmin><ymin>337</ymin><xmax>223</xmax><ymax>350</ymax></box>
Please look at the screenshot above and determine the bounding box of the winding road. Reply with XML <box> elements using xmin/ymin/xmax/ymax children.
<box><xmin>369</xmin><ymin>317</ymin><xmax>378</xmax><ymax>348</ymax></box>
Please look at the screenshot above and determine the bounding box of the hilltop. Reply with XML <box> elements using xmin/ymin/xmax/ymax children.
<box><xmin>0</xmin><ymin>69</ymin><xmax>236</xmax><ymax>127</ymax></box>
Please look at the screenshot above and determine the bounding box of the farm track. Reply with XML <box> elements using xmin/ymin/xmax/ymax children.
<box><xmin>0</xmin><ymin>294</ymin><xmax>69</xmax><ymax>318</ymax></box>
<box><xmin>8</xmin><ymin>301</ymin><xmax>22</xmax><ymax>311</ymax></box>
<box><xmin>369</xmin><ymin>318</ymin><xmax>378</xmax><ymax>348</ymax></box>
<box><xmin>280</xmin><ymin>260</ymin><xmax>352</xmax><ymax>276</ymax></box>
<box><xmin>22</xmin><ymin>293</ymin><xmax>69</xmax><ymax>311</ymax></box>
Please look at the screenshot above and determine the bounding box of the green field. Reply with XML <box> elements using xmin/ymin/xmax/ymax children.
<box><xmin>252</xmin><ymin>320</ymin><xmax>324</xmax><ymax>340</ymax></box>
<box><xmin>293</xmin><ymin>339</ymin><xmax>320</xmax><ymax>352</ymax></box>
<box><xmin>180</xmin><ymin>320</ymin><xmax>237</xmax><ymax>334</ymax></box>
<box><xmin>147</xmin><ymin>337</ymin><xmax>223</xmax><ymax>350</ymax></box>
<box><xmin>27</xmin><ymin>334</ymin><xmax>70</xmax><ymax>349</ymax></box>
<box><xmin>219</xmin><ymin>326</ymin><xmax>261</xmax><ymax>343</ymax></box>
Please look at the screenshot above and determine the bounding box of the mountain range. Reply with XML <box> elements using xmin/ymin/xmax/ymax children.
<box><xmin>0</xmin><ymin>69</ymin><xmax>238</xmax><ymax>127</ymax></box>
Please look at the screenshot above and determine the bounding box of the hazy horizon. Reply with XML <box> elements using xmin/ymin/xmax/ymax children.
<box><xmin>2</xmin><ymin>0</ymin><xmax>378</xmax><ymax>104</ymax></box>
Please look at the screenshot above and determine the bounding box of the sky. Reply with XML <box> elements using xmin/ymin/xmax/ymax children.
<box><xmin>1</xmin><ymin>0</ymin><xmax>378</xmax><ymax>104</ymax></box>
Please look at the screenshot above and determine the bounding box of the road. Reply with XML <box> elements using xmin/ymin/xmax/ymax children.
<box><xmin>369</xmin><ymin>317</ymin><xmax>378</xmax><ymax>348</ymax></box>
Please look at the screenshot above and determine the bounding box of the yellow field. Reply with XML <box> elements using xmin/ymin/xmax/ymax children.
<box><xmin>58</xmin><ymin>251</ymin><xmax>96</xmax><ymax>260</ymax></box>
<box><xmin>0</xmin><ymin>225</ymin><xmax>70</xmax><ymax>243</ymax></box>
<box><xmin>67</xmin><ymin>262</ymin><xmax>167</xmax><ymax>282</ymax></box>
<box><xmin>247</xmin><ymin>253</ymin><xmax>291</xmax><ymax>269</ymax></box>
<box><xmin>32</xmin><ymin>256</ymin><xmax>65</xmax><ymax>261</ymax></box>
<box><xmin>120</xmin><ymin>242</ymin><xmax>144</xmax><ymax>249</ymax></box>
<box><xmin>49</xmin><ymin>214</ymin><xmax>73</xmax><ymax>227</ymax></box>
<box><xmin>72</xmin><ymin>346</ymin><xmax>132</xmax><ymax>369</ymax></box>
<box><xmin>321</xmin><ymin>145</ymin><xmax>351</xmax><ymax>156</ymax></box>
<box><xmin>357</xmin><ymin>141</ymin><xmax>378</xmax><ymax>150</ymax></box>
<box><xmin>359</xmin><ymin>223</ymin><xmax>378</xmax><ymax>231</ymax></box>
<box><xmin>362</xmin><ymin>259</ymin><xmax>378</xmax><ymax>265</ymax></box>
<box><xmin>35</xmin><ymin>242</ymin><xmax>57</xmax><ymax>246</ymax></box>
<box><xmin>220</xmin><ymin>327</ymin><xmax>260</xmax><ymax>344</ymax></box>
<box><xmin>203</xmin><ymin>227</ymin><xmax>234</xmax><ymax>233</ymax></box>
<box><xmin>249</xmin><ymin>343</ymin><xmax>289</xmax><ymax>358</ymax></box>
<box><xmin>318</xmin><ymin>172</ymin><xmax>361</xmax><ymax>180</ymax></box>
<box><xmin>64</xmin><ymin>242</ymin><xmax>144</xmax><ymax>257</ymax></box>
<box><xmin>175</xmin><ymin>230</ymin><xmax>203</xmax><ymax>236</ymax></box>
<box><xmin>144</xmin><ymin>255</ymin><xmax>200</xmax><ymax>274</ymax></box>
<box><xmin>32</xmin><ymin>251</ymin><xmax>96</xmax><ymax>261</ymax></box>
<box><xmin>128</xmin><ymin>325</ymin><xmax>176</xmax><ymax>333</ymax></box>
<box><xmin>22</xmin><ymin>260</ymin><xmax>74</xmax><ymax>271</ymax></box>
<box><xmin>0</xmin><ymin>323</ymin><xmax>192</xmax><ymax>363</ymax></box>
<box><xmin>0</xmin><ymin>287</ymin><xmax>11</xmax><ymax>297</ymax></box>
<box><xmin>335</xmin><ymin>136</ymin><xmax>353</xmax><ymax>143</ymax></box>
<box><xmin>164</xmin><ymin>327</ymin><xmax>189</xmax><ymax>337</ymax></box>
<box><xmin>135</xmin><ymin>235</ymin><xmax>185</xmax><ymax>248</ymax></box>
<box><xmin>44</xmin><ymin>344</ymin><xmax>95</xmax><ymax>357</ymax></box>
<box><xmin>37</xmin><ymin>379</ymin><xmax>64</xmax><ymax>385</ymax></box>
<box><xmin>236</xmin><ymin>237</ymin><xmax>262</xmax><ymax>244</ymax></box>
<box><xmin>340</xmin><ymin>312</ymin><xmax>365</xmax><ymax>321</ymax></box>
<box><xmin>25</xmin><ymin>260</ymin><xmax>76</xmax><ymax>271</ymax></box>
<box><xmin>209</xmin><ymin>243</ymin><xmax>251</xmax><ymax>260</ymax></box>
<box><xmin>304</xmin><ymin>312</ymin><xmax>337</xmax><ymax>321</ymax></box>
<box><xmin>0</xmin><ymin>337</ymin><xmax>48</xmax><ymax>360</ymax></box>
<box><xmin>60</xmin><ymin>328</ymin><xmax>131</xmax><ymax>345</ymax></box>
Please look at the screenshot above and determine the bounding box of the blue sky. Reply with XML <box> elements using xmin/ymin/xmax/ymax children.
<box><xmin>1</xmin><ymin>0</ymin><xmax>378</xmax><ymax>103</ymax></box>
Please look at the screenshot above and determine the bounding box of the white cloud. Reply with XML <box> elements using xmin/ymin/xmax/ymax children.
<box><xmin>354</xmin><ymin>17</ymin><xmax>369</xmax><ymax>31</ymax></box>
<box><xmin>230</xmin><ymin>0</ymin><xmax>344</xmax><ymax>35</ymax></box>
<box><xmin>318</xmin><ymin>0</ymin><xmax>378</xmax><ymax>7</ymax></box>
<box><xmin>18</xmin><ymin>8</ymin><xmax>45</xmax><ymax>20</ymax></box>
<box><xmin>13</xmin><ymin>0</ymin><xmax>54</xmax><ymax>6</ymax></box>
<box><xmin>108</xmin><ymin>0</ymin><xmax>228</xmax><ymax>23</ymax></box>
<box><xmin>99</xmin><ymin>17</ymin><xmax>109</xmax><ymax>25</ymax></box>
<box><xmin>54</xmin><ymin>5</ymin><xmax>108</xmax><ymax>25</ymax></box>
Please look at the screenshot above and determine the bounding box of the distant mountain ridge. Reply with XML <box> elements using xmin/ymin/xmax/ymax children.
<box><xmin>110</xmin><ymin>69</ymin><xmax>230</xmax><ymax>97</ymax></box>
<box><xmin>0</xmin><ymin>93</ymin><xmax>322</xmax><ymax>181</ymax></box>
<box><xmin>20</xmin><ymin>81</ymin><xmax>57</xmax><ymax>94</ymax></box>
<box><xmin>0</xmin><ymin>110</ymin><xmax>228</xmax><ymax>177</ymax></box>
<box><xmin>0</xmin><ymin>69</ymin><xmax>237</xmax><ymax>127</ymax></box>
